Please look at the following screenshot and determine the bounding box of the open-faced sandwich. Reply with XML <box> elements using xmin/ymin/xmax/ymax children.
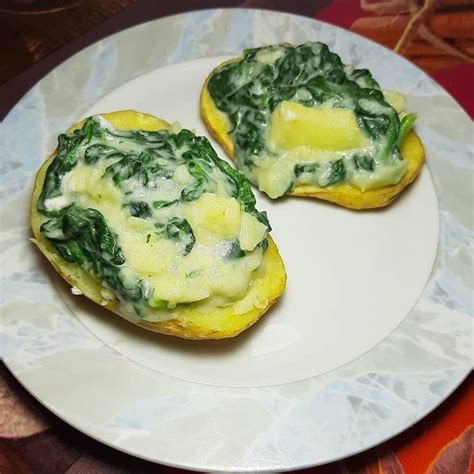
<box><xmin>30</xmin><ymin>110</ymin><xmax>286</xmax><ymax>339</ymax></box>
<box><xmin>201</xmin><ymin>42</ymin><xmax>424</xmax><ymax>209</ymax></box>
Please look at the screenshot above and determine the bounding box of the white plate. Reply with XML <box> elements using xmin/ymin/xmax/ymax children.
<box><xmin>1</xmin><ymin>8</ymin><xmax>472</xmax><ymax>471</ymax></box>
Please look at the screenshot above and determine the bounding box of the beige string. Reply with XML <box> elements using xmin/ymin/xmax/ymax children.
<box><xmin>361</xmin><ymin>0</ymin><xmax>474</xmax><ymax>61</ymax></box>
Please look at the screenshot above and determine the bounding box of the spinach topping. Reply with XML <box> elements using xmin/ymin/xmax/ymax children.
<box><xmin>39</xmin><ymin>120</ymin><xmax>268</xmax><ymax>226</ymax></box>
<box><xmin>326</xmin><ymin>159</ymin><xmax>346</xmax><ymax>186</ymax></box>
<box><xmin>397</xmin><ymin>113</ymin><xmax>417</xmax><ymax>148</ymax></box>
<box><xmin>294</xmin><ymin>163</ymin><xmax>318</xmax><ymax>177</ymax></box>
<box><xmin>84</xmin><ymin>144</ymin><xmax>118</xmax><ymax>164</ymax></box>
<box><xmin>152</xmin><ymin>199</ymin><xmax>177</xmax><ymax>209</ymax></box>
<box><xmin>155</xmin><ymin>217</ymin><xmax>195</xmax><ymax>256</ymax></box>
<box><xmin>207</xmin><ymin>42</ymin><xmax>416</xmax><ymax>195</ymax></box>
<box><xmin>124</xmin><ymin>201</ymin><xmax>152</xmax><ymax>218</ymax></box>
<box><xmin>353</xmin><ymin>155</ymin><xmax>375</xmax><ymax>172</ymax></box>
<box><xmin>41</xmin><ymin>206</ymin><xmax>146</xmax><ymax>303</ymax></box>
<box><xmin>37</xmin><ymin>117</ymin><xmax>270</xmax><ymax>313</ymax></box>
<box><xmin>37</xmin><ymin>119</ymin><xmax>104</xmax><ymax>216</ymax></box>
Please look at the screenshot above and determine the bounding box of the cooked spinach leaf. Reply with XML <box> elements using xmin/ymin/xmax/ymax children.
<box><xmin>125</xmin><ymin>201</ymin><xmax>152</xmax><ymax>218</ymax></box>
<box><xmin>152</xmin><ymin>200</ymin><xmax>177</xmax><ymax>209</ymax></box>
<box><xmin>162</xmin><ymin>217</ymin><xmax>195</xmax><ymax>256</ymax></box>
<box><xmin>353</xmin><ymin>155</ymin><xmax>375</xmax><ymax>172</ymax></box>
<box><xmin>326</xmin><ymin>159</ymin><xmax>346</xmax><ymax>186</ymax></box>
<box><xmin>344</xmin><ymin>66</ymin><xmax>380</xmax><ymax>89</ymax></box>
<box><xmin>84</xmin><ymin>144</ymin><xmax>117</xmax><ymax>164</ymax></box>
<box><xmin>105</xmin><ymin>155</ymin><xmax>139</xmax><ymax>186</ymax></box>
<box><xmin>181</xmin><ymin>163</ymin><xmax>209</xmax><ymax>201</ymax></box>
<box><xmin>397</xmin><ymin>113</ymin><xmax>417</xmax><ymax>148</ymax></box>
<box><xmin>294</xmin><ymin>163</ymin><xmax>318</xmax><ymax>177</ymax></box>
<box><xmin>37</xmin><ymin>118</ymin><xmax>103</xmax><ymax>216</ymax></box>
<box><xmin>149</xmin><ymin>298</ymin><xmax>169</xmax><ymax>309</ymax></box>
<box><xmin>40</xmin><ymin>206</ymin><xmax>146</xmax><ymax>303</ymax></box>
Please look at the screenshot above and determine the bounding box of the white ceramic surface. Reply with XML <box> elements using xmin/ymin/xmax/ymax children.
<box><xmin>1</xmin><ymin>9</ymin><xmax>472</xmax><ymax>471</ymax></box>
<box><xmin>57</xmin><ymin>56</ymin><xmax>440</xmax><ymax>388</ymax></box>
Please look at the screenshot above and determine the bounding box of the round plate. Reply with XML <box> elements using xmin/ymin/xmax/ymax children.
<box><xmin>1</xmin><ymin>8</ymin><xmax>472</xmax><ymax>471</ymax></box>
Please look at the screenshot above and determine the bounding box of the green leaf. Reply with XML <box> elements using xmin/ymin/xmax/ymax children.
<box><xmin>125</xmin><ymin>201</ymin><xmax>152</xmax><ymax>218</ymax></box>
<box><xmin>84</xmin><ymin>144</ymin><xmax>117</xmax><ymax>164</ymax></box>
<box><xmin>105</xmin><ymin>156</ymin><xmax>139</xmax><ymax>186</ymax></box>
<box><xmin>162</xmin><ymin>217</ymin><xmax>195</xmax><ymax>256</ymax></box>
<box><xmin>54</xmin><ymin>241</ymin><xmax>87</xmax><ymax>264</ymax></box>
<box><xmin>149</xmin><ymin>298</ymin><xmax>169</xmax><ymax>309</ymax></box>
<box><xmin>397</xmin><ymin>113</ymin><xmax>416</xmax><ymax>148</ymax></box>
<box><xmin>326</xmin><ymin>159</ymin><xmax>345</xmax><ymax>185</ymax></box>
<box><xmin>152</xmin><ymin>200</ymin><xmax>177</xmax><ymax>209</ymax></box>
<box><xmin>294</xmin><ymin>163</ymin><xmax>318</xmax><ymax>177</ymax></box>
<box><xmin>353</xmin><ymin>155</ymin><xmax>375</xmax><ymax>172</ymax></box>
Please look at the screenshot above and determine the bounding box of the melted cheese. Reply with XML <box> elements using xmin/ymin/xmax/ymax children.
<box><xmin>44</xmin><ymin>195</ymin><xmax>71</xmax><ymax>212</ymax></box>
<box><xmin>184</xmin><ymin>193</ymin><xmax>241</xmax><ymax>242</ymax></box>
<box><xmin>251</xmin><ymin>155</ymin><xmax>296</xmax><ymax>199</ymax></box>
<box><xmin>63</xmin><ymin>163</ymin><xmax>122</xmax><ymax>207</ymax></box>
<box><xmin>383</xmin><ymin>90</ymin><xmax>406</xmax><ymax>114</ymax></box>
<box><xmin>255</xmin><ymin>48</ymin><xmax>285</xmax><ymax>65</ymax></box>
<box><xmin>173</xmin><ymin>164</ymin><xmax>193</xmax><ymax>186</ymax></box>
<box><xmin>350</xmin><ymin>161</ymin><xmax>408</xmax><ymax>191</ymax></box>
<box><xmin>239</xmin><ymin>213</ymin><xmax>268</xmax><ymax>251</ymax></box>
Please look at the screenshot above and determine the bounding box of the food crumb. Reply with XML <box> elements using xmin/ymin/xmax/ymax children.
<box><xmin>171</xmin><ymin>121</ymin><xmax>182</xmax><ymax>134</ymax></box>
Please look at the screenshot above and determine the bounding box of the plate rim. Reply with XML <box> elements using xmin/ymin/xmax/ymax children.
<box><xmin>1</xmin><ymin>7</ymin><xmax>472</xmax><ymax>471</ymax></box>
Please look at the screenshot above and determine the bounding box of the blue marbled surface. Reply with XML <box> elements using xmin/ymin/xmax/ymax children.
<box><xmin>0</xmin><ymin>9</ymin><xmax>472</xmax><ymax>471</ymax></box>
